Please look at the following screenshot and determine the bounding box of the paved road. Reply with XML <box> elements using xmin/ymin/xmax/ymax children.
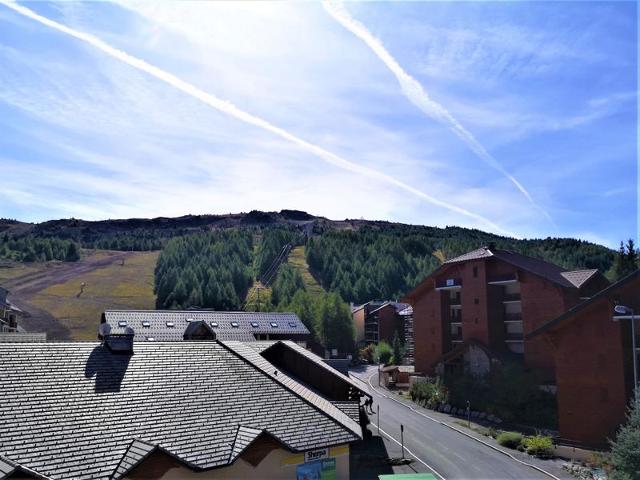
<box><xmin>351</xmin><ymin>366</ymin><xmax>571</xmax><ymax>480</ymax></box>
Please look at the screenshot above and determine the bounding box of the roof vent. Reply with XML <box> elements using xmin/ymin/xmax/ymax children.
<box><xmin>103</xmin><ymin>326</ymin><xmax>135</xmax><ymax>354</ymax></box>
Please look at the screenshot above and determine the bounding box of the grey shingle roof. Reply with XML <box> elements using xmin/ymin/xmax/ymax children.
<box><xmin>0</xmin><ymin>341</ymin><xmax>360</xmax><ymax>480</ymax></box>
<box><xmin>228</xmin><ymin>426</ymin><xmax>262</xmax><ymax>464</ymax></box>
<box><xmin>103</xmin><ymin>310</ymin><xmax>309</xmax><ymax>342</ymax></box>
<box><xmin>0</xmin><ymin>456</ymin><xmax>16</xmax><ymax>477</ymax></box>
<box><xmin>560</xmin><ymin>269</ymin><xmax>599</xmax><ymax>288</ymax></box>
<box><xmin>221</xmin><ymin>341</ymin><xmax>362</xmax><ymax>438</ymax></box>
<box><xmin>111</xmin><ymin>439</ymin><xmax>156</xmax><ymax>479</ymax></box>
<box><xmin>0</xmin><ymin>332</ymin><xmax>47</xmax><ymax>343</ymax></box>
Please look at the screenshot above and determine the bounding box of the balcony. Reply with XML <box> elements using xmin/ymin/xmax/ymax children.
<box><xmin>488</xmin><ymin>274</ymin><xmax>518</xmax><ymax>285</ymax></box>
<box><xmin>504</xmin><ymin>313</ymin><xmax>523</xmax><ymax>322</ymax></box>
<box><xmin>436</xmin><ymin>278</ymin><xmax>462</xmax><ymax>291</ymax></box>
<box><xmin>502</xmin><ymin>293</ymin><xmax>521</xmax><ymax>303</ymax></box>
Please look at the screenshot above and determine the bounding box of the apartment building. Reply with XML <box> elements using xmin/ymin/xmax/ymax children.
<box><xmin>404</xmin><ymin>245</ymin><xmax>609</xmax><ymax>380</ymax></box>
<box><xmin>352</xmin><ymin>301</ymin><xmax>409</xmax><ymax>346</ymax></box>
<box><xmin>527</xmin><ymin>270</ymin><xmax>639</xmax><ymax>447</ymax></box>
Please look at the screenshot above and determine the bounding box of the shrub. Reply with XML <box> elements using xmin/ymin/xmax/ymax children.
<box><xmin>359</xmin><ymin>344</ymin><xmax>375</xmax><ymax>364</ymax></box>
<box><xmin>374</xmin><ymin>341</ymin><xmax>393</xmax><ymax>365</ymax></box>
<box><xmin>610</xmin><ymin>394</ymin><xmax>640</xmax><ymax>480</ymax></box>
<box><xmin>410</xmin><ymin>378</ymin><xmax>447</xmax><ymax>409</ymax></box>
<box><xmin>496</xmin><ymin>432</ymin><xmax>523</xmax><ymax>449</ymax></box>
<box><xmin>522</xmin><ymin>435</ymin><xmax>554</xmax><ymax>458</ymax></box>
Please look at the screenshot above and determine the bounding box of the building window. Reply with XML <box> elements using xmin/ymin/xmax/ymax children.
<box><xmin>474</xmin><ymin>298</ymin><xmax>479</xmax><ymax>305</ymax></box>
<box><xmin>473</xmin><ymin>266</ymin><xmax>478</xmax><ymax>278</ymax></box>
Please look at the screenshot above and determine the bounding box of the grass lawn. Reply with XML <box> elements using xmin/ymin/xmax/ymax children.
<box><xmin>0</xmin><ymin>262</ymin><xmax>47</xmax><ymax>282</ymax></box>
<box><xmin>29</xmin><ymin>251</ymin><xmax>159</xmax><ymax>340</ymax></box>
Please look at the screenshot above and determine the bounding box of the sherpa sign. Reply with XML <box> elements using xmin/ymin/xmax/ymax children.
<box><xmin>304</xmin><ymin>448</ymin><xmax>328</xmax><ymax>463</ymax></box>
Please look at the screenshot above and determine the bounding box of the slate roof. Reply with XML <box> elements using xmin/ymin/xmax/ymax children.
<box><xmin>560</xmin><ymin>269</ymin><xmax>600</xmax><ymax>288</ymax></box>
<box><xmin>0</xmin><ymin>332</ymin><xmax>47</xmax><ymax>343</ymax></box>
<box><xmin>111</xmin><ymin>439</ymin><xmax>156</xmax><ymax>479</ymax></box>
<box><xmin>103</xmin><ymin>310</ymin><xmax>309</xmax><ymax>342</ymax></box>
<box><xmin>0</xmin><ymin>341</ymin><xmax>360</xmax><ymax>480</ymax></box>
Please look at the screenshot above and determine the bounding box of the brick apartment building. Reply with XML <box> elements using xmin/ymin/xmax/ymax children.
<box><xmin>404</xmin><ymin>245</ymin><xmax>609</xmax><ymax>380</ymax></box>
<box><xmin>527</xmin><ymin>270</ymin><xmax>639</xmax><ymax>447</ymax></box>
<box><xmin>352</xmin><ymin>301</ymin><xmax>409</xmax><ymax>347</ymax></box>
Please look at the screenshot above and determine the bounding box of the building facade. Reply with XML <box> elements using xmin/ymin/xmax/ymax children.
<box><xmin>351</xmin><ymin>301</ymin><xmax>409</xmax><ymax>347</ymax></box>
<box><xmin>527</xmin><ymin>270</ymin><xmax>639</xmax><ymax>447</ymax></box>
<box><xmin>404</xmin><ymin>245</ymin><xmax>609</xmax><ymax>380</ymax></box>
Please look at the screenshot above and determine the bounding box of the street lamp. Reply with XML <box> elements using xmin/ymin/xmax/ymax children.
<box><xmin>614</xmin><ymin>304</ymin><xmax>638</xmax><ymax>391</ymax></box>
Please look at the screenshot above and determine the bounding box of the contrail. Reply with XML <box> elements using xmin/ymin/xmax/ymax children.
<box><xmin>323</xmin><ymin>0</ymin><xmax>553</xmax><ymax>225</ymax></box>
<box><xmin>1</xmin><ymin>0</ymin><xmax>512</xmax><ymax>235</ymax></box>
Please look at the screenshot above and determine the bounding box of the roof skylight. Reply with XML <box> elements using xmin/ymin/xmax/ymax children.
<box><xmin>166</xmin><ymin>322</ymin><xmax>175</xmax><ymax>328</ymax></box>
<box><xmin>231</xmin><ymin>322</ymin><xmax>239</xmax><ymax>328</ymax></box>
<box><xmin>118</xmin><ymin>321</ymin><xmax>127</xmax><ymax>327</ymax></box>
<box><xmin>270</xmin><ymin>322</ymin><xmax>278</xmax><ymax>328</ymax></box>
<box><xmin>142</xmin><ymin>321</ymin><xmax>151</xmax><ymax>328</ymax></box>
<box><xmin>251</xmin><ymin>322</ymin><xmax>259</xmax><ymax>328</ymax></box>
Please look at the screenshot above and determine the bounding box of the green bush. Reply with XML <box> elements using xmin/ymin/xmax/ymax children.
<box><xmin>610</xmin><ymin>394</ymin><xmax>640</xmax><ymax>480</ymax></box>
<box><xmin>374</xmin><ymin>341</ymin><xmax>393</xmax><ymax>365</ymax></box>
<box><xmin>522</xmin><ymin>435</ymin><xmax>554</xmax><ymax>458</ymax></box>
<box><xmin>496</xmin><ymin>432</ymin><xmax>523</xmax><ymax>449</ymax></box>
<box><xmin>410</xmin><ymin>378</ymin><xmax>447</xmax><ymax>409</ymax></box>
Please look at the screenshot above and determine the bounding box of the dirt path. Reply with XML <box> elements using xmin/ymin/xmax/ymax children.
<box><xmin>3</xmin><ymin>251</ymin><xmax>136</xmax><ymax>340</ymax></box>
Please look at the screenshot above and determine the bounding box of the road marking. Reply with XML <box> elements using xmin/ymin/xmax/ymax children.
<box><xmin>368</xmin><ymin>419</ymin><xmax>446</xmax><ymax>480</ymax></box>
<box><xmin>350</xmin><ymin>370</ymin><xmax>561</xmax><ymax>480</ymax></box>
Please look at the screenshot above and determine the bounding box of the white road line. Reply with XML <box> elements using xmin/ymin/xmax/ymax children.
<box><xmin>368</xmin><ymin>419</ymin><xmax>446</xmax><ymax>480</ymax></box>
<box><xmin>350</xmin><ymin>370</ymin><xmax>562</xmax><ymax>480</ymax></box>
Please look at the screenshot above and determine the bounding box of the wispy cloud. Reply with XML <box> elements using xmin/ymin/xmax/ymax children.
<box><xmin>322</xmin><ymin>0</ymin><xmax>554</xmax><ymax>225</ymax></box>
<box><xmin>0</xmin><ymin>0</ymin><xmax>511</xmax><ymax>235</ymax></box>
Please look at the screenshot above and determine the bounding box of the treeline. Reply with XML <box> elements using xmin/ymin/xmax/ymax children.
<box><xmin>254</xmin><ymin>228</ymin><xmax>299</xmax><ymax>279</ymax></box>
<box><xmin>84</xmin><ymin>230</ymin><xmax>166</xmax><ymax>251</ymax></box>
<box><xmin>306</xmin><ymin>225</ymin><xmax>617</xmax><ymax>304</ymax></box>
<box><xmin>265</xmin><ymin>264</ymin><xmax>354</xmax><ymax>353</ymax></box>
<box><xmin>154</xmin><ymin>231</ymin><xmax>253</xmax><ymax>310</ymax></box>
<box><xmin>0</xmin><ymin>234</ymin><xmax>80</xmax><ymax>262</ymax></box>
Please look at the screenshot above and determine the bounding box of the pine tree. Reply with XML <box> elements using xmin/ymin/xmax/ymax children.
<box><xmin>610</xmin><ymin>393</ymin><xmax>640</xmax><ymax>479</ymax></box>
<box><xmin>392</xmin><ymin>332</ymin><xmax>404</xmax><ymax>365</ymax></box>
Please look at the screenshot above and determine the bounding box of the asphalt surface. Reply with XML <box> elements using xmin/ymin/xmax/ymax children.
<box><xmin>350</xmin><ymin>366</ymin><xmax>572</xmax><ymax>480</ymax></box>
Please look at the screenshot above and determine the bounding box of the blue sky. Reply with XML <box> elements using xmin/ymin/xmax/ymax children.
<box><xmin>0</xmin><ymin>1</ymin><xmax>636</xmax><ymax>247</ymax></box>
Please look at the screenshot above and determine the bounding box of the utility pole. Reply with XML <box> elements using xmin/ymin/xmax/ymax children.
<box><xmin>400</xmin><ymin>424</ymin><xmax>405</xmax><ymax>460</ymax></box>
<box><xmin>377</xmin><ymin>404</ymin><xmax>380</xmax><ymax>436</ymax></box>
<box><xmin>256</xmin><ymin>285</ymin><xmax>263</xmax><ymax>312</ymax></box>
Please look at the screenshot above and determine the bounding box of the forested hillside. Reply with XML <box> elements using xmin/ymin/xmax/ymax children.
<box><xmin>305</xmin><ymin>225</ymin><xmax>617</xmax><ymax>304</ymax></box>
<box><xmin>253</xmin><ymin>228</ymin><xmax>299</xmax><ymax>279</ymax></box>
<box><xmin>0</xmin><ymin>233</ymin><xmax>80</xmax><ymax>262</ymax></box>
<box><xmin>154</xmin><ymin>230</ymin><xmax>253</xmax><ymax>310</ymax></box>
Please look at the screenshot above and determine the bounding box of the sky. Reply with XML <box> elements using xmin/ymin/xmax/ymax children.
<box><xmin>0</xmin><ymin>1</ymin><xmax>637</xmax><ymax>247</ymax></box>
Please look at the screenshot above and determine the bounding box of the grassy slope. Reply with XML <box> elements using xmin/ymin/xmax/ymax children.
<box><xmin>28</xmin><ymin>251</ymin><xmax>159</xmax><ymax>340</ymax></box>
<box><xmin>287</xmin><ymin>245</ymin><xmax>325</xmax><ymax>300</ymax></box>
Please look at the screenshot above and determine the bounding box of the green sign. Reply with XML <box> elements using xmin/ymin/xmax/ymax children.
<box><xmin>296</xmin><ymin>457</ymin><xmax>336</xmax><ymax>480</ymax></box>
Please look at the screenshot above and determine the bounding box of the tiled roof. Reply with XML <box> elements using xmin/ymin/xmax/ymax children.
<box><xmin>111</xmin><ymin>439</ymin><xmax>156</xmax><ymax>479</ymax></box>
<box><xmin>444</xmin><ymin>247</ymin><xmax>495</xmax><ymax>264</ymax></box>
<box><xmin>0</xmin><ymin>341</ymin><xmax>360</xmax><ymax>480</ymax></box>
<box><xmin>0</xmin><ymin>456</ymin><xmax>16</xmax><ymax>478</ymax></box>
<box><xmin>331</xmin><ymin>402</ymin><xmax>360</xmax><ymax>423</ymax></box>
<box><xmin>228</xmin><ymin>426</ymin><xmax>263</xmax><ymax>463</ymax></box>
<box><xmin>0</xmin><ymin>332</ymin><xmax>47</xmax><ymax>343</ymax></box>
<box><xmin>560</xmin><ymin>269</ymin><xmax>599</xmax><ymax>288</ymax></box>
<box><xmin>103</xmin><ymin>310</ymin><xmax>309</xmax><ymax>342</ymax></box>
<box><xmin>222</xmin><ymin>341</ymin><xmax>362</xmax><ymax>438</ymax></box>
